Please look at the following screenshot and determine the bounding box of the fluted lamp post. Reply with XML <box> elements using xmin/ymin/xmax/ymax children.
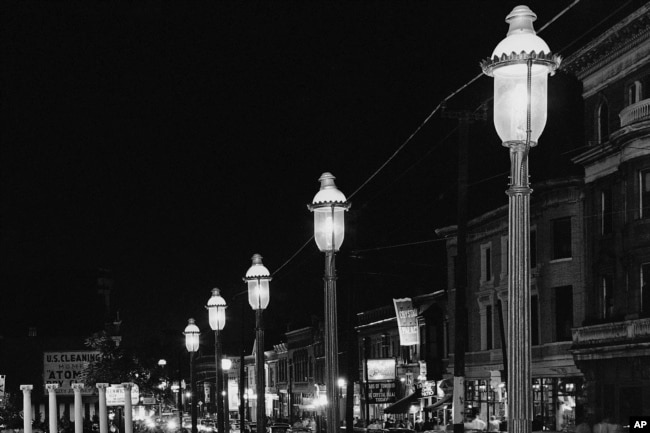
<box><xmin>308</xmin><ymin>172</ymin><xmax>350</xmax><ymax>433</ymax></box>
<box><xmin>244</xmin><ymin>254</ymin><xmax>271</xmax><ymax>433</ymax></box>
<box><xmin>184</xmin><ymin>318</ymin><xmax>201</xmax><ymax>433</ymax></box>
<box><xmin>480</xmin><ymin>6</ymin><xmax>560</xmax><ymax>433</ymax></box>
<box><xmin>207</xmin><ymin>288</ymin><xmax>227</xmax><ymax>433</ymax></box>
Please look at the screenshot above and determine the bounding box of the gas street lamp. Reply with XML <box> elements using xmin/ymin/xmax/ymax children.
<box><xmin>244</xmin><ymin>254</ymin><xmax>271</xmax><ymax>433</ymax></box>
<box><xmin>308</xmin><ymin>172</ymin><xmax>350</xmax><ymax>433</ymax></box>
<box><xmin>207</xmin><ymin>289</ymin><xmax>227</xmax><ymax>433</ymax></box>
<box><xmin>184</xmin><ymin>319</ymin><xmax>201</xmax><ymax>433</ymax></box>
<box><xmin>480</xmin><ymin>6</ymin><xmax>560</xmax><ymax>433</ymax></box>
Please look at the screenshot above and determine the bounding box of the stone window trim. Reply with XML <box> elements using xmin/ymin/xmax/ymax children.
<box><xmin>500</xmin><ymin>236</ymin><xmax>508</xmax><ymax>283</ymax></box>
<box><xmin>480</xmin><ymin>242</ymin><xmax>494</xmax><ymax>288</ymax></box>
<box><xmin>477</xmin><ymin>292</ymin><xmax>495</xmax><ymax>351</ymax></box>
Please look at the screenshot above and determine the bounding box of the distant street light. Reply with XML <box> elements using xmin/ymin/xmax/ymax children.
<box><xmin>337</xmin><ymin>378</ymin><xmax>346</xmax><ymax>423</ymax></box>
<box><xmin>158</xmin><ymin>359</ymin><xmax>168</xmax><ymax>416</ymax></box>
<box><xmin>207</xmin><ymin>288</ymin><xmax>227</xmax><ymax>433</ymax></box>
<box><xmin>245</xmin><ymin>254</ymin><xmax>271</xmax><ymax>433</ymax></box>
<box><xmin>222</xmin><ymin>358</ymin><xmax>232</xmax><ymax>431</ymax></box>
<box><xmin>309</xmin><ymin>172</ymin><xmax>349</xmax><ymax>433</ymax></box>
<box><xmin>481</xmin><ymin>6</ymin><xmax>560</xmax><ymax>433</ymax></box>
<box><xmin>184</xmin><ymin>318</ymin><xmax>201</xmax><ymax>433</ymax></box>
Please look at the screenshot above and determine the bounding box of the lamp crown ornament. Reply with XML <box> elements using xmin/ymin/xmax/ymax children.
<box><xmin>207</xmin><ymin>288</ymin><xmax>227</xmax><ymax>306</ymax></box>
<box><xmin>245</xmin><ymin>254</ymin><xmax>271</xmax><ymax>279</ymax></box>
<box><xmin>311</xmin><ymin>172</ymin><xmax>348</xmax><ymax>205</ymax></box>
<box><xmin>505</xmin><ymin>5</ymin><xmax>537</xmax><ymax>36</ymax></box>
<box><xmin>481</xmin><ymin>5</ymin><xmax>561</xmax><ymax>78</ymax></box>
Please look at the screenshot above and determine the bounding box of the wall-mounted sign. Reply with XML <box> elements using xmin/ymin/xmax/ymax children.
<box><xmin>0</xmin><ymin>374</ymin><xmax>5</xmax><ymax>403</ymax></box>
<box><xmin>43</xmin><ymin>351</ymin><xmax>101</xmax><ymax>395</ymax></box>
<box><xmin>393</xmin><ymin>298</ymin><xmax>419</xmax><ymax>346</ymax></box>
<box><xmin>367</xmin><ymin>381</ymin><xmax>396</xmax><ymax>404</ymax></box>
<box><xmin>106</xmin><ymin>384</ymin><xmax>139</xmax><ymax>406</ymax></box>
<box><xmin>367</xmin><ymin>359</ymin><xmax>396</xmax><ymax>382</ymax></box>
<box><xmin>421</xmin><ymin>381</ymin><xmax>437</xmax><ymax>398</ymax></box>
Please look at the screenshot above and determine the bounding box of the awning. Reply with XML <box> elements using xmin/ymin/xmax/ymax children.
<box><xmin>425</xmin><ymin>394</ymin><xmax>451</xmax><ymax>411</ymax></box>
<box><xmin>383</xmin><ymin>389</ymin><xmax>421</xmax><ymax>414</ymax></box>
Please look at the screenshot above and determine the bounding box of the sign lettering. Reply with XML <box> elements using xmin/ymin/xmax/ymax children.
<box><xmin>43</xmin><ymin>351</ymin><xmax>101</xmax><ymax>395</ymax></box>
<box><xmin>393</xmin><ymin>298</ymin><xmax>419</xmax><ymax>346</ymax></box>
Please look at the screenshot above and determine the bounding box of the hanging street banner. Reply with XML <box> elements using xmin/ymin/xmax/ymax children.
<box><xmin>43</xmin><ymin>351</ymin><xmax>101</xmax><ymax>395</ymax></box>
<box><xmin>393</xmin><ymin>298</ymin><xmax>419</xmax><ymax>346</ymax></box>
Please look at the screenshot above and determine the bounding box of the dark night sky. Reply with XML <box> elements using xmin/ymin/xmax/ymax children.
<box><xmin>0</xmin><ymin>1</ymin><xmax>628</xmax><ymax>358</ymax></box>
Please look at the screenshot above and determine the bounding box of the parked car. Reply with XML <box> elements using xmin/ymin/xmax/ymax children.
<box><xmin>268</xmin><ymin>424</ymin><xmax>292</xmax><ymax>433</ymax></box>
<box><xmin>199</xmin><ymin>420</ymin><xmax>217</xmax><ymax>433</ymax></box>
<box><xmin>232</xmin><ymin>422</ymin><xmax>253</xmax><ymax>433</ymax></box>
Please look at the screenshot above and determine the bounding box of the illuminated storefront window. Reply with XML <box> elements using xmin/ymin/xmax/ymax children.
<box><xmin>532</xmin><ymin>377</ymin><xmax>583</xmax><ymax>431</ymax></box>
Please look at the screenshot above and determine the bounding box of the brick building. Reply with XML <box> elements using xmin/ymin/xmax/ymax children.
<box><xmin>564</xmin><ymin>3</ymin><xmax>650</xmax><ymax>422</ymax></box>
<box><xmin>437</xmin><ymin>177</ymin><xmax>586</xmax><ymax>431</ymax></box>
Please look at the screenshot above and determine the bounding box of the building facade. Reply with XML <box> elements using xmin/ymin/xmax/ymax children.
<box><xmin>564</xmin><ymin>3</ymin><xmax>650</xmax><ymax>423</ymax></box>
<box><xmin>355</xmin><ymin>292</ymin><xmax>447</xmax><ymax>425</ymax></box>
<box><xmin>437</xmin><ymin>177</ymin><xmax>587</xmax><ymax>431</ymax></box>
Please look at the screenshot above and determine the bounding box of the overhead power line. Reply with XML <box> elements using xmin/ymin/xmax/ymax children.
<box><xmin>273</xmin><ymin>0</ymin><xmax>584</xmax><ymax>279</ymax></box>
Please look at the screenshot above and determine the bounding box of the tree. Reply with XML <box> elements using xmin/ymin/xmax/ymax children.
<box><xmin>0</xmin><ymin>392</ymin><xmax>24</xmax><ymax>429</ymax></box>
<box><xmin>79</xmin><ymin>332</ymin><xmax>159</xmax><ymax>394</ymax></box>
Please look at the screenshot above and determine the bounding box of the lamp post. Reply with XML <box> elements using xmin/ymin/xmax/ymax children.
<box><xmin>481</xmin><ymin>7</ymin><xmax>560</xmax><ymax>433</ymax></box>
<box><xmin>337</xmin><ymin>378</ymin><xmax>346</xmax><ymax>424</ymax></box>
<box><xmin>244</xmin><ymin>254</ymin><xmax>271</xmax><ymax>433</ymax></box>
<box><xmin>308</xmin><ymin>172</ymin><xmax>350</xmax><ymax>433</ymax></box>
<box><xmin>158</xmin><ymin>359</ymin><xmax>168</xmax><ymax>416</ymax></box>
<box><xmin>185</xmin><ymin>318</ymin><xmax>201</xmax><ymax>433</ymax></box>
<box><xmin>222</xmin><ymin>358</ymin><xmax>233</xmax><ymax>432</ymax></box>
<box><xmin>207</xmin><ymin>288</ymin><xmax>228</xmax><ymax>433</ymax></box>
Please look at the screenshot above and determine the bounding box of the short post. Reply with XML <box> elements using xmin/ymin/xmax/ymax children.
<box><xmin>72</xmin><ymin>383</ymin><xmax>85</xmax><ymax>433</ymax></box>
<box><xmin>46</xmin><ymin>383</ymin><xmax>59</xmax><ymax>433</ymax></box>
<box><xmin>97</xmin><ymin>383</ymin><xmax>110</xmax><ymax>433</ymax></box>
<box><xmin>20</xmin><ymin>385</ymin><xmax>34</xmax><ymax>433</ymax></box>
<box><xmin>123</xmin><ymin>383</ymin><xmax>134</xmax><ymax>433</ymax></box>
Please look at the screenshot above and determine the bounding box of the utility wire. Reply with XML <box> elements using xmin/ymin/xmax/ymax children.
<box><xmin>273</xmin><ymin>0</ymin><xmax>584</xmax><ymax>278</ymax></box>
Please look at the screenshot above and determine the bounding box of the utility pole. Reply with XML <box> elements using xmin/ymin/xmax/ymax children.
<box><xmin>442</xmin><ymin>105</ymin><xmax>486</xmax><ymax>433</ymax></box>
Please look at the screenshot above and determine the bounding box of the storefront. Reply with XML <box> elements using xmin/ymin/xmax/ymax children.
<box><xmin>464</xmin><ymin>379</ymin><xmax>504</xmax><ymax>422</ymax></box>
<box><xmin>463</xmin><ymin>375</ymin><xmax>582</xmax><ymax>431</ymax></box>
<box><xmin>532</xmin><ymin>377</ymin><xmax>582</xmax><ymax>432</ymax></box>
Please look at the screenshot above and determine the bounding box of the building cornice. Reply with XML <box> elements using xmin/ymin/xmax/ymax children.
<box><xmin>562</xmin><ymin>5</ymin><xmax>650</xmax><ymax>81</ymax></box>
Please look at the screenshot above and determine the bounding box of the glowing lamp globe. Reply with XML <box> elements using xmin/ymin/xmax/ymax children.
<box><xmin>206</xmin><ymin>288</ymin><xmax>227</xmax><ymax>331</ymax></box>
<box><xmin>222</xmin><ymin>358</ymin><xmax>232</xmax><ymax>370</ymax></box>
<box><xmin>184</xmin><ymin>318</ymin><xmax>200</xmax><ymax>353</ymax></box>
<box><xmin>245</xmin><ymin>254</ymin><xmax>271</xmax><ymax>310</ymax></box>
<box><xmin>481</xmin><ymin>5</ymin><xmax>560</xmax><ymax>145</ymax></box>
<box><xmin>309</xmin><ymin>172</ymin><xmax>350</xmax><ymax>252</ymax></box>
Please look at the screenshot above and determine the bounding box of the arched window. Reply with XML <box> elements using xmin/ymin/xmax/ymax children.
<box><xmin>597</xmin><ymin>100</ymin><xmax>609</xmax><ymax>143</ymax></box>
<box><xmin>627</xmin><ymin>80</ymin><xmax>643</xmax><ymax>105</ymax></box>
